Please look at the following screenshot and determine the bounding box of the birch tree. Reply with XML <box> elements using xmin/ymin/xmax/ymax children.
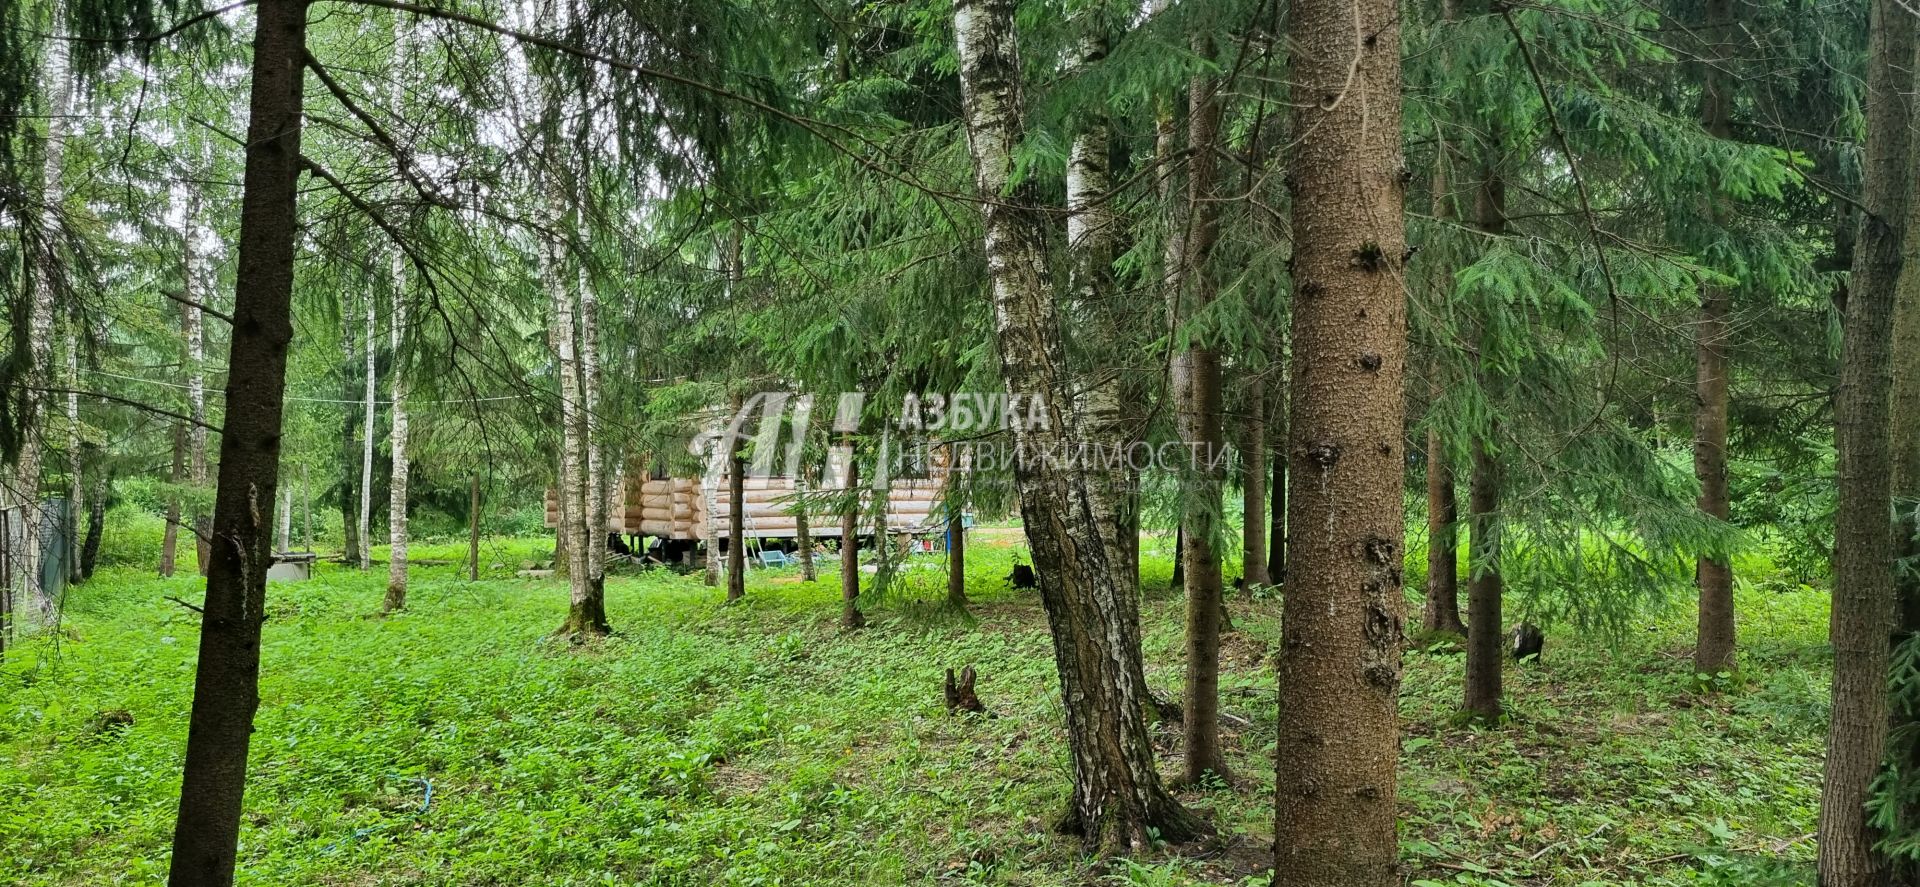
<box><xmin>546</xmin><ymin>237</ymin><xmax>603</xmax><ymax>636</ymax></box>
<box><xmin>578</xmin><ymin>268</ymin><xmax>607</xmax><ymax>610</ymax></box>
<box><xmin>358</xmin><ymin>284</ymin><xmax>376</xmax><ymax>572</ymax></box>
<box><xmin>185</xmin><ymin>189</ymin><xmax>212</xmax><ymax>577</ymax></box>
<box><xmin>383</xmin><ymin>249</ymin><xmax>410</xmax><ymax>612</ymax></box>
<box><xmin>952</xmin><ymin>0</ymin><xmax>1203</xmax><ymax>850</ymax></box>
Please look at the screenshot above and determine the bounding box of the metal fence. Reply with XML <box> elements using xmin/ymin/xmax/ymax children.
<box><xmin>1</xmin><ymin>498</ymin><xmax>71</xmax><ymax>646</ymax></box>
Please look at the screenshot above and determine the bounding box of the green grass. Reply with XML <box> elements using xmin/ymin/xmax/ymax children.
<box><xmin>2</xmin><ymin>530</ymin><xmax>1826</xmax><ymax>885</ymax></box>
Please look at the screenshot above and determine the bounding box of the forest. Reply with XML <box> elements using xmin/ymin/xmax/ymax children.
<box><xmin>0</xmin><ymin>0</ymin><xmax>1911</xmax><ymax>884</ymax></box>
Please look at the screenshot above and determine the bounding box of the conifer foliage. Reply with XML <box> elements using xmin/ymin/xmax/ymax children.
<box><xmin>0</xmin><ymin>0</ymin><xmax>1911</xmax><ymax>883</ymax></box>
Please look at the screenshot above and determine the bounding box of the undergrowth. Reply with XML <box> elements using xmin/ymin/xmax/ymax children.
<box><xmin>1</xmin><ymin>531</ymin><xmax>1826</xmax><ymax>885</ymax></box>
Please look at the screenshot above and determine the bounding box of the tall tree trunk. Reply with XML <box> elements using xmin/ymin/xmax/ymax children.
<box><xmin>553</xmin><ymin>453</ymin><xmax>572</xmax><ymax>578</ymax></box>
<box><xmin>547</xmin><ymin>244</ymin><xmax>605</xmax><ymax>637</ymax></box>
<box><xmin>1460</xmin><ymin>150</ymin><xmax>1510</xmax><ymax>719</ymax></box>
<box><xmin>358</xmin><ymin>285</ymin><xmax>376</xmax><ymax>572</ymax></box>
<box><xmin>1462</xmin><ymin>441</ymin><xmax>1504</xmax><ymax>722</ymax></box>
<box><xmin>1169</xmin><ymin>524</ymin><xmax>1184</xmax><ymax>588</ymax></box>
<box><xmin>1273</xmin><ymin>0</ymin><xmax>1407</xmax><ymax>880</ymax></box>
<box><xmin>1064</xmin><ymin>14</ymin><xmax>1134</xmax><ymax>598</ymax></box>
<box><xmin>1269</xmin><ymin>386</ymin><xmax>1286</xmax><ymax>581</ymax></box>
<box><xmin>1691</xmin><ymin>0</ymin><xmax>1736</xmax><ymax>676</ymax></box>
<box><xmin>383</xmin><ymin>252</ymin><xmax>409</xmax><ymax>612</ymax></box>
<box><xmin>1820</xmin><ymin>2</ymin><xmax>1912</xmax><ymax>884</ymax></box>
<box><xmin>953</xmin><ymin>0</ymin><xmax>1204</xmax><ymax>851</ymax></box>
<box><xmin>337</xmin><ymin>303</ymin><xmax>361</xmax><ymax>566</ymax></box>
<box><xmin>947</xmin><ymin>507</ymin><xmax>967</xmax><ymax>607</ymax></box>
<box><xmin>578</xmin><ymin>269</ymin><xmax>608</xmax><ymax>611</ymax></box>
<box><xmin>11</xmin><ymin>0</ymin><xmax>71</xmax><ymax>615</ymax></box>
<box><xmin>1423</xmin><ymin>415</ymin><xmax>1463</xmax><ymax>634</ymax></box>
<box><xmin>276</xmin><ymin>487</ymin><xmax>291</xmax><ymax>552</ymax></box>
<box><xmin>840</xmin><ymin>457</ymin><xmax>864</xmax><ymax>629</ymax></box>
<box><xmin>162</xmin><ymin>421</ymin><xmax>185</xmax><ymax>577</ymax></box>
<box><xmin>80</xmin><ymin>474</ymin><xmax>104</xmax><ymax>581</ymax></box>
<box><xmin>468</xmin><ymin>474</ymin><xmax>481</xmax><ymax>581</ymax></box>
<box><xmin>166</xmin><ymin>3</ymin><xmax>306</xmax><ymax>882</ymax></box>
<box><xmin>796</xmin><ymin>467</ymin><xmax>818</xmax><ymax>582</ymax></box>
<box><xmin>1241</xmin><ymin>376</ymin><xmax>1268</xmax><ymax>588</ymax></box>
<box><xmin>187</xmin><ymin>194</ymin><xmax>212</xmax><ymax>578</ymax></box>
<box><xmin>65</xmin><ymin>330</ymin><xmax>81</xmax><ymax>584</ymax></box>
<box><xmin>703</xmin><ymin>449</ymin><xmax>722</xmax><ymax>588</ymax></box>
<box><xmin>301</xmin><ymin>463</ymin><xmax>310</xmax><ymax>551</ymax></box>
<box><xmin>1891</xmin><ymin>34</ymin><xmax>1920</xmax><ymax>886</ymax></box>
<box><xmin>1422</xmin><ymin>5</ymin><xmax>1463</xmax><ymax>635</ymax></box>
<box><xmin>727</xmin><ymin>434</ymin><xmax>747</xmax><ymax>604</ymax></box>
<box><xmin>1175</xmin><ymin>49</ymin><xmax>1231</xmax><ymax>777</ymax></box>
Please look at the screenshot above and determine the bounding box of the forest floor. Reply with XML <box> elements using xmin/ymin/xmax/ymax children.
<box><xmin>1</xmin><ymin>530</ymin><xmax>1825</xmax><ymax>886</ymax></box>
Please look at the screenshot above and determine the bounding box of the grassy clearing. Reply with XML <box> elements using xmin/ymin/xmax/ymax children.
<box><xmin>2</xmin><ymin>531</ymin><xmax>1824</xmax><ymax>886</ymax></box>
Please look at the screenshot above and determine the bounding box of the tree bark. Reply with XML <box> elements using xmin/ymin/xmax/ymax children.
<box><xmin>1461</xmin><ymin>141</ymin><xmax>1510</xmax><ymax>721</ymax></box>
<box><xmin>383</xmin><ymin>251</ymin><xmax>409</xmax><ymax>612</ymax></box>
<box><xmin>727</xmin><ymin>436</ymin><xmax>747</xmax><ymax>604</ymax></box>
<box><xmin>162</xmin><ymin>420</ymin><xmax>185</xmax><ymax>577</ymax></box>
<box><xmin>1462</xmin><ymin>441</ymin><xmax>1503</xmax><ymax>722</ymax></box>
<box><xmin>1169</xmin><ymin>32</ymin><xmax>1233</xmax><ymax>786</ymax></box>
<box><xmin>1170</xmin><ymin>524</ymin><xmax>1184</xmax><ymax>589</ymax></box>
<box><xmin>840</xmin><ymin>456</ymin><xmax>864</xmax><ymax>629</ymax></box>
<box><xmin>1691</xmin><ymin>0</ymin><xmax>1736</xmax><ymax>676</ymax></box>
<box><xmin>796</xmin><ymin>466</ymin><xmax>818</xmax><ymax>582</ymax></box>
<box><xmin>953</xmin><ymin>0</ymin><xmax>1204</xmax><ymax>851</ymax></box>
<box><xmin>1819</xmin><ymin>2</ymin><xmax>1911</xmax><ymax>883</ymax></box>
<box><xmin>947</xmin><ymin>507</ymin><xmax>967</xmax><ymax>608</ymax></box>
<box><xmin>1269</xmin><ymin>387</ymin><xmax>1286</xmax><ymax>582</ymax></box>
<box><xmin>183</xmin><ymin>191</ymin><xmax>214</xmax><ymax>579</ymax></box>
<box><xmin>1272</xmin><ymin>0</ymin><xmax>1407</xmax><ymax>880</ymax></box>
<box><xmin>1422</xmin><ymin>10</ymin><xmax>1463</xmax><ymax>634</ymax></box>
<box><xmin>578</xmin><ymin>268</ymin><xmax>608</xmax><ymax>610</ymax></box>
<box><xmin>80</xmin><ymin>473</ymin><xmax>105</xmax><ymax>581</ymax></box>
<box><xmin>66</xmin><ymin>331</ymin><xmax>81</xmax><ymax>585</ymax></box>
<box><xmin>1891</xmin><ymin>29</ymin><xmax>1920</xmax><ymax>887</ymax></box>
<box><xmin>1423</xmin><ymin>418</ymin><xmax>1463</xmax><ymax>635</ymax></box>
<box><xmin>337</xmin><ymin>301</ymin><xmax>361</xmax><ymax>566</ymax></box>
<box><xmin>1064</xmin><ymin>14</ymin><xmax>1134</xmax><ymax>599</ymax></box>
<box><xmin>166</xmin><ymin>3</ymin><xmax>306</xmax><ymax>882</ymax></box>
<box><xmin>1241</xmin><ymin>376</ymin><xmax>1268</xmax><ymax>588</ymax></box>
<box><xmin>357</xmin><ymin>282</ymin><xmax>375</xmax><ymax>572</ymax></box>
<box><xmin>547</xmin><ymin>242</ymin><xmax>605</xmax><ymax>637</ymax></box>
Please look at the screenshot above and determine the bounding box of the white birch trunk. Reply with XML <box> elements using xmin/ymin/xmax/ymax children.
<box><xmin>65</xmin><ymin>330</ymin><xmax>81</xmax><ymax>584</ymax></box>
<box><xmin>277</xmin><ymin>486</ymin><xmax>291</xmax><ymax>552</ymax></box>
<box><xmin>952</xmin><ymin>0</ymin><xmax>1200</xmax><ymax>849</ymax></box>
<box><xmin>545</xmin><ymin>241</ymin><xmax>592</xmax><ymax>612</ymax></box>
<box><xmin>302</xmin><ymin>462</ymin><xmax>312</xmax><ymax>551</ymax></box>
<box><xmin>577</xmin><ymin>267</ymin><xmax>605</xmax><ymax>591</ymax></box>
<box><xmin>185</xmin><ymin>192</ymin><xmax>211</xmax><ymax>577</ymax></box>
<box><xmin>385</xmin><ymin>250</ymin><xmax>410</xmax><ymax>608</ymax></box>
<box><xmin>384</xmin><ymin>14</ymin><xmax>411</xmax><ymax>606</ymax></box>
<box><xmin>1064</xmin><ymin>22</ymin><xmax>1132</xmax><ymax>581</ymax></box>
<box><xmin>358</xmin><ymin>285</ymin><xmax>376</xmax><ymax>570</ymax></box>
